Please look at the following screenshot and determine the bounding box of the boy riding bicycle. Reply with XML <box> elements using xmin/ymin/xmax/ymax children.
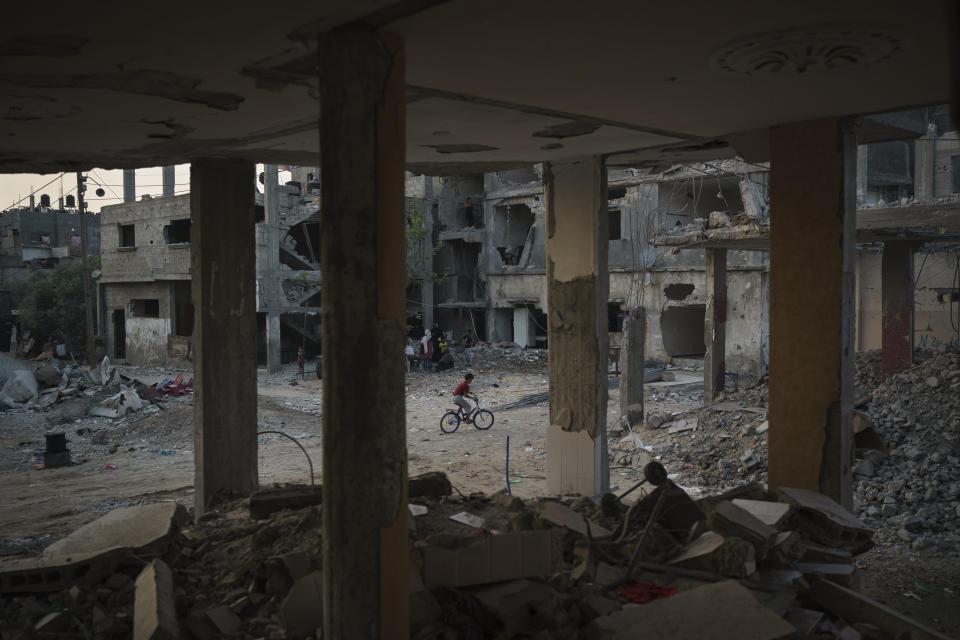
<box><xmin>452</xmin><ymin>373</ymin><xmax>477</xmax><ymax>423</ymax></box>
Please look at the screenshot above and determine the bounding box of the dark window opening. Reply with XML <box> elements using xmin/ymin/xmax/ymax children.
<box><xmin>952</xmin><ymin>156</ymin><xmax>960</xmax><ymax>194</ymax></box>
<box><xmin>660</xmin><ymin>305</ymin><xmax>706</xmax><ymax>357</ymax></box>
<box><xmin>131</xmin><ymin>299</ymin><xmax>159</xmax><ymax>318</ymax></box>
<box><xmin>164</xmin><ymin>219</ymin><xmax>191</xmax><ymax>244</ymax></box>
<box><xmin>664</xmin><ymin>283</ymin><xmax>696</xmax><ymax>301</ymax></box>
<box><xmin>29</xmin><ymin>232</ymin><xmax>51</xmax><ymax>246</ymax></box>
<box><xmin>493</xmin><ymin>203</ymin><xmax>534</xmax><ymax>266</ymax></box>
<box><xmin>608</xmin><ymin>303</ymin><xmax>624</xmax><ymax>332</ymax></box>
<box><xmin>608</xmin><ymin>186</ymin><xmax>627</xmax><ymax>200</ymax></box>
<box><xmin>254</xmin><ymin>205</ymin><xmax>265</xmax><ymax>223</ymax></box>
<box><xmin>609</xmin><ymin>210</ymin><xmax>622</xmax><ymax>240</ymax></box>
<box><xmin>118</xmin><ymin>224</ymin><xmax>135</xmax><ymax>248</ymax></box>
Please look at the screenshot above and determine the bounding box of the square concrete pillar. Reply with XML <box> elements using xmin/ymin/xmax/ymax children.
<box><xmin>319</xmin><ymin>26</ymin><xmax>408</xmax><ymax>639</ymax></box>
<box><xmin>191</xmin><ymin>158</ymin><xmax>258</xmax><ymax>515</ymax></box>
<box><xmin>544</xmin><ymin>157</ymin><xmax>610</xmax><ymax>497</ymax></box>
<box><xmin>263</xmin><ymin>165</ymin><xmax>282</xmax><ymax>373</ymax></box>
<box><xmin>704</xmin><ymin>248</ymin><xmax>728</xmax><ymax>402</ymax></box>
<box><xmin>881</xmin><ymin>242</ymin><xmax>914</xmax><ymax>379</ymax></box>
<box><xmin>769</xmin><ymin>119</ymin><xmax>855</xmax><ymax>509</ymax></box>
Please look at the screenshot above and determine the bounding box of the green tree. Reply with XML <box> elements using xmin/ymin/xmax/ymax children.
<box><xmin>18</xmin><ymin>257</ymin><xmax>99</xmax><ymax>352</ymax></box>
<box><xmin>405</xmin><ymin>197</ymin><xmax>445</xmax><ymax>285</ymax></box>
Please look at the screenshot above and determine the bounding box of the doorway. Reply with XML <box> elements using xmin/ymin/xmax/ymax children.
<box><xmin>112</xmin><ymin>309</ymin><xmax>126</xmax><ymax>359</ymax></box>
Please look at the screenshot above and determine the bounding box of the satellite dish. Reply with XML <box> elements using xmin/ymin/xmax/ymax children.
<box><xmin>95</xmin><ymin>188</ymin><xmax>106</xmax><ymax>197</ymax></box>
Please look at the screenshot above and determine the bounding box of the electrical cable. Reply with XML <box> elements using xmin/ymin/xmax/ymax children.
<box><xmin>4</xmin><ymin>173</ymin><xmax>65</xmax><ymax>211</ymax></box>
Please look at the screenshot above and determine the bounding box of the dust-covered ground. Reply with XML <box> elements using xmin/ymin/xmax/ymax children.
<box><xmin>1</xmin><ymin>346</ymin><xmax>958</xmax><ymax>633</ymax></box>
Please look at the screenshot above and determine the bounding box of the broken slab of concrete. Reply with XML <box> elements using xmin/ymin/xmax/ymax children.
<box><xmin>587</xmin><ymin>580</ymin><xmax>796</xmax><ymax>639</ymax></box>
<box><xmin>133</xmin><ymin>559</ymin><xmax>179</xmax><ymax>640</ymax></box>
<box><xmin>89</xmin><ymin>388</ymin><xmax>143</xmax><ymax>418</ymax></box>
<box><xmin>248</xmin><ymin>485</ymin><xmax>322</xmax><ymax>520</ymax></box>
<box><xmin>765</xmin><ymin>531</ymin><xmax>807</xmax><ymax>568</ymax></box>
<box><xmin>708</xmin><ymin>501</ymin><xmax>778</xmax><ymax>560</ymax></box>
<box><xmin>795</xmin><ymin>562</ymin><xmax>858</xmax><ymax>588</ymax></box>
<box><xmin>807</xmin><ymin>577</ymin><xmax>954</xmax><ymax>640</ymax></box>
<box><xmin>667</xmin><ymin>531</ymin><xmax>756</xmax><ymax>578</ymax></box>
<box><xmin>0</xmin><ymin>547</ymin><xmax>126</xmax><ymax>594</ymax></box>
<box><xmin>539</xmin><ymin>500</ymin><xmax>612</xmax><ymax>538</ymax></box>
<box><xmin>419</xmin><ymin>529</ymin><xmax>559</xmax><ymax>588</ymax></box>
<box><xmin>776</xmin><ymin>487</ymin><xmax>873</xmax><ymax>552</ymax></box>
<box><xmin>280</xmin><ymin>571</ymin><xmax>323</xmax><ymax>639</ymax></box>
<box><xmin>731</xmin><ymin>499</ymin><xmax>792</xmax><ymax>529</ymax></box>
<box><xmin>44</xmin><ymin>502</ymin><xmax>185</xmax><ymax>558</ymax></box>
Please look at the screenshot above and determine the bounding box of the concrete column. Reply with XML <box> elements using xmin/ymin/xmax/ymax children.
<box><xmin>190</xmin><ymin>158</ymin><xmax>258</xmax><ymax>515</ymax></box>
<box><xmin>122</xmin><ymin>169</ymin><xmax>135</xmax><ymax>203</ymax></box>
<box><xmin>619</xmin><ymin>308</ymin><xmax>645</xmax><ymax>428</ymax></box>
<box><xmin>769</xmin><ymin>118</ymin><xmax>855</xmax><ymax>509</ymax></box>
<box><xmin>420</xmin><ymin>182</ymin><xmax>434</xmax><ymax>328</ymax></box>
<box><xmin>881</xmin><ymin>242</ymin><xmax>914</xmax><ymax>379</ymax></box>
<box><xmin>320</xmin><ymin>26</ymin><xmax>407</xmax><ymax>639</ymax></box>
<box><xmin>162</xmin><ymin>166</ymin><xmax>176</xmax><ymax>197</ymax></box>
<box><xmin>264</xmin><ymin>165</ymin><xmax>282</xmax><ymax>373</ymax></box>
<box><xmin>914</xmin><ymin>123</ymin><xmax>936</xmax><ymax>201</ymax></box>
<box><xmin>704</xmin><ymin>248</ymin><xmax>728</xmax><ymax>401</ymax></box>
<box><xmin>544</xmin><ymin>156</ymin><xmax>610</xmax><ymax>497</ymax></box>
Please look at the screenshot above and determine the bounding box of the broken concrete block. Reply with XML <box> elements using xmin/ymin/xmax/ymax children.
<box><xmin>280</xmin><ymin>571</ymin><xmax>323</xmax><ymax>639</ymax></box>
<box><xmin>667</xmin><ymin>419</ymin><xmax>696</xmax><ymax>434</ymax></box>
<box><xmin>795</xmin><ymin>562</ymin><xmax>858</xmax><ymax>588</ymax></box>
<box><xmin>756</xmin><ymin>420</ymin><xmax>769</xmax><ymax>434</ymax></box>
<box><xmin>776</xmin><ymin>487</ymin><xmax>873</xmax><ymax>552</ymax></box>
<box><xmin>731</xmin><ymin>499</ymin><xmax>792</xmax><ymax>529</ymax></box>
<box><xmin>35</xmin><ymin>611</ymin><xmax>71</xmax><ymax>635</ymax></box>
<box><xmin>89</xmin><ymin>388</ymin><xmax>142</xmax><ymax>418</ymax></box>
<box><xmin>409</xmin><ymin>471</ymin><xmax>452</xmax><ymax>498</ymax></box>
<box><xmin>419</xmin><ymin>529</ymin><xmax>559</xmax><ymax>588</ymax></box>
<box><xmin>660</xmin><ymin>371</ymin><xmax>676</xmax><ymax>382</ymax></box>
<box><xmin>645</xmin><ymin>413</ymin><xmax>668</xmax><ymax>430</ymax></box>
<box><xmin>205</xmin><ymin>605</ymin><xmax>242</xmax><ymax>636</ymax></box>
<box><xmin>801</xmin><ymin>542</ymin><xmax>852</xmax><ymax>564</ymax></box>
<box><xmin>587</xmin><ymin>580</ymin><xmax>796</xmax><ymax>639</ymax></box>
<box><xmin>708</xmin><ymin>501</ymin><xmax>778</xmax><ymax>559</ymax></box>
<box><xmin>1</xmin><ymin>370</ymin><xmax>38</xmax><ymax>406</ymax></box>
<box><xmin>740</xmin><ymin>449</ymin><xmax>760</xmax><ymax>470</ymax></box>
<box><xmin>34</xmin><ymin>365</ymin><xmax>63</xmax><ymax>388</ymax></box>
<box><xmin>667</xmin><ymin>531</ymin><xmax>756</xmax><ymax>578</ymax></box>
<box><xmin>248</xmin><ymin>485</ymin><xmax>322</xmax><ymax>520</ymax></box>
<box><xmin>44</xmin><ymin>502</ymin><xmax>185</xmax><ymax>558</ymax></box>
<box><xmin>133</xmin><ymin>559</ymin><xmax>179</xmax><ymax>640</ymax></box>
<box><xmin>709</xmin><ymin>211</ymin><xmax>732</xmax><ymax>228</ymax></box>
<box><xmin>539</xmin><ymin>500</ymin><xmax>612</xmax><ymax>538</ymax></box>
<box><xmin>765</xmin><ymin>531</ymin><xmax>807</xmax><ymax>568</ymax></box>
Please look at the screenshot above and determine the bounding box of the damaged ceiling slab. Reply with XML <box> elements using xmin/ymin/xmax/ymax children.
<box><xmin>0</xmin><ymin>1</ymin><xmax>952</xmax><ymax>172</ymax></box>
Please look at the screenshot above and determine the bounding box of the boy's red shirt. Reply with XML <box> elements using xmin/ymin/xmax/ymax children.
<box><xmin>453</xmin><ymin>381</ymin><xmax>470</xmax><ymax>396</ymax></box>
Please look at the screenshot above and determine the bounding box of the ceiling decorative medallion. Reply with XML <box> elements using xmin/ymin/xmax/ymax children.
<box><xmin>711</xmin><ymin>26</ymin><xmax>902</xmax><ymax>75</ymax></box>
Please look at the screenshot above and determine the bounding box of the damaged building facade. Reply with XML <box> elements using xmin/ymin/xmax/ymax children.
<box><xmin>408</xmin><ymin>162</ymin><xmax>771</xmax><ymax>381</ymax></box>
<box><xmin>98</xmin><ymin>170</ymin><xmax>322</xmax><ymax>366</ymax></box>
<box><xmin>0</xmin><ymin>203</ymin><xmax>100</xmax><ymax>289</ymax></box>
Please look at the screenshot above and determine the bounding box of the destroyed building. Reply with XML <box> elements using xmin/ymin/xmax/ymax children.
<box><xmin>0</xmin><ymin>201</ymin><xmax>100</xmax><ymax>288</ymax></box>
<box><xmin>97</xmin><ymin>169</ymin><xmax>322</xmax><ymax>366</ymax></box>
<box><xmin>1</xmin><ymin>3</ymin><xmax>958</xmax><ymax>638</ymax></box>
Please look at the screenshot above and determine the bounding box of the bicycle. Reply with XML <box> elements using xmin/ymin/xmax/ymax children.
<box><xmin>440</xmin><ymin>398</ymin><xmax>494</xmax><ymax>434</ymax></box>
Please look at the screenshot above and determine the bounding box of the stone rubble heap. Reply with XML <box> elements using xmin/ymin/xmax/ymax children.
<box><xmin>855</xmin><ymin>350</ymin><xmax>960</xmax><ymax>551</ymax></box>
<box><xmin>2</xmin><ymin>468</ymin><xmax>935</xmax><ymax>639</ymax></box>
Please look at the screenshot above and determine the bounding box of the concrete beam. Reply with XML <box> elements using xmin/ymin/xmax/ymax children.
<box><xmin>881</xmin><ymin>242</ymin><xmax>914</xmax><ymax>379</ymax></box>
<box><xmin>544</xmin><ymin>156</ymin><xmax>609</xmax><ymax>497</ymax></box>
<box><xmin>768</xmin><ymin>119</ymin><xmax>855</xmax><ymax>509</ymax></box>
<box><xmin>320</xmin><ymin>26</ymin><xmax>408</xmax><ymax>639</ymax></box>
<box><xmin>191</xmin><ymin>158</ymin><xmax>258</xmax><ymax>516</ymax></box>
<box><xmin>704</xmin><ymin>248</ymin><xmax>728</xmax><ymax>402</ymax></box>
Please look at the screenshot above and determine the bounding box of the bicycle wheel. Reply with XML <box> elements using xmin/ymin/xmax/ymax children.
<box><xmin>440</xmin><ymin>411</ymin><xmax>461</xmax><ymax>434</ymax></box>
<box><xmin>473</xmin><ymin>409</ymin><xmax>495</xmax><ymax>430</ymax></box>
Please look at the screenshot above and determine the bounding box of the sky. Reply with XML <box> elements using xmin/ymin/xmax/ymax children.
<box><xmin>0</xmin><ymin>164</ymin><xmax>292</xmax><ymax>214</ymax></box>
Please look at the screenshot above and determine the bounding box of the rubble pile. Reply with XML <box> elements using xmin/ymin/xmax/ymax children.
<box><xmin>612</xmin><ymin>381</ymin><xmax>770</xmax><ymax>494</ymax></box>
<box><xmin>2</xmin><ymin>468</ymin><xmax>931</xmax><ymax>640</ymax></box>
<box><xmin>855</xmin><ymin>350</ymin><xmax>883</xmax><ymax>395</ymax></box>
<box><xmin>460</xmin><ymin>342</ymin><xmax>546</xmax><ymax>372</ymax></box>
<box><xmin>855</xmin><ymin>350</ymin><xmax>960</xmax><ymax>550</ymax></box>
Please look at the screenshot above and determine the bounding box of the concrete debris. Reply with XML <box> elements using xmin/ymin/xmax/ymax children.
<box><xmin>855</xmin><ymin>349</ymin><xmax>960</xmax><ymax>550</ymax></box>
<box><xmin>731</xmin><ymin>499</ymin><xmax>792</xmax><ymax>529</ymax></box>
<box><xmin>44</xmin><ymin>502</ymin><xmax>185</xmax><ymax>558</ymax></box>
<box><xmin>248</xmin><ymin>485</ymin><xmax>322</xmax><ymax>520</ymax></box>
<box><xmin>539</xmin><ymin>500</ymin><xmax>612</xmax><ymax>537</ymax></box>
<box><xmin>133</xmin><ymin>559</ymin><xmax>179</xmax><ymax>640</ymax></box>
<box><xmin>776</xmin><ymin>487</ymin><xmax>873</xmax><ymax>552</ymax></box>
<box><xmin>707</xmin><ymin>500</ymin><xmax>778</xmax><ymax>560</ymax></box>
<box><xmin>280</xmin><ymin>571</ymin><xmax>323</xmax><ymax>638</ymax></box>
<box><xmin>667</xmin><ymin>531</ymin><xmax>756</xmax><ymax>578</ymax></box>
<box><xmin>89</xmin><ymin>388</ymin><xmax>143</xmax><ymax>417</ymax></box>
<box><xmin>409</xmin><ymin>470</ymin><xmax>453</xmax><ymax>498</ymax></box>
<box><xmin>34</xmin><ymin>365</ymin><xmax>63</xmax><ymax>388</ymax></box>
<box><xmin>0</xmin><ymin>370</ymin><xmax>38</xmax><ymax>407</ymax></box>
<box><xmin>449</xmin><ymin>511</ymin><xmax>485</xmax><ymax>528</ymax></box>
